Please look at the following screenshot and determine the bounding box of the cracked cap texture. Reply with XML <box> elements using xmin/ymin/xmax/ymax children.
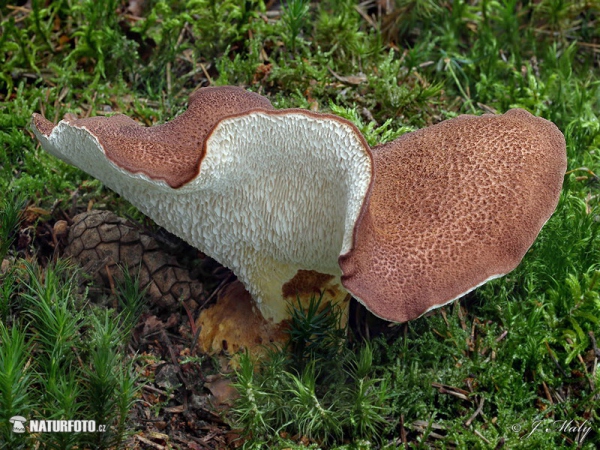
<box><xmin>339</xmin><ymin>109</ymin><xmax>567</xmax><ymax>323</ymax></box>
<box><xmin>32</xmin><ymin>86</ymin><xmax>274</xmax><ymax>188</ymax></box>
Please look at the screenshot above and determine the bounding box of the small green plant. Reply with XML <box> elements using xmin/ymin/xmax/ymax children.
<box><xmin>342</xmin><ymin>344</ymin><xmax>391</xmax><ymax>440</ymax></box>
<box><xmin>284</xmin><ymin>361</ymin><xmax>342</xmax><ymax>442</ymax></box>
<box><xmin>0</xmin><ymin>260</ymin><xmax>143</xmax><ymax>449</ymax></box>
<box><xmin>286</xmin><ymin>293</ymin><xmax>346</xmax><ymax>372</ymax></box>
<box><xmin>281</xmin><ymin>0</ymin><xmax>310</xmax><ymax>55</ymax></box>
<box><xmin>0</xmin><ymin>266</ymin><xmax>17</xmax><ymax>324</ymax></box>
<box><xmin>232</xmin><ymin>298</ymin><xmax>393</xmax><ymax>446</ymax></box>
<box><xmin>328</xmin><ymin>101</ymin><xmax>414</xmax><ymax>146</ymax></box>
<box><xmin>82</xmin><ymin>309</ymin><xmax>141</xmax><ymax>448</ymax></box>
<box><xmin>66</xmin><ymin>0</ymin><xmax>137</xmax><ymax>85</ymax></box>
<box><xmin>115</xmin><ymin>265</ymin><xmax>147</xmax><ymax>339</ymax></box>
<box><xmin>0</xmin><ymin>323</ymin><xmax>34</xmax><ymax>448</ymax></box>
<box><xmin>231</xmin><ymin>351</ymin><xmax>275</xmax><ymax>436</ymax></box>
<box><xmin>0</xmin><ymin>193</ymin><xmax>25</xmax><ymax>261</ymax></box>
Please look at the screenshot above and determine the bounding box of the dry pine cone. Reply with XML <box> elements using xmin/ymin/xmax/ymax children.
<box><xmin>65</xmin><ymin>210</ymin><xmax>203</xmax><ymax>309</ymax></box>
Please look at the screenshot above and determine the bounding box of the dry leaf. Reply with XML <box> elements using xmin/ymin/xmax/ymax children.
<box><xmin>328</xmin><ymin>67</ymin><xmax>367</xmax><ymax>85</ymax></box>
<box><xmin>205</xmin><ymin>377</ymin><xmax>239</xmax><ymax>406</ymax></box>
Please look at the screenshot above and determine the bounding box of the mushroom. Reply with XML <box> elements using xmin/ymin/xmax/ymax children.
<box><xmin>31</xmin><ymin>87</ymin><xmax>566</xmax><ymax>352</ymax></box>
<box><xmin>339</xmin><ymin>109</ymin><xmax>566</xmax><ymax>322</ymax></box>
<box><xmin>31</xmin><ymin>86</ymin><xmax>373</xmax><ymax>352</ymax></box>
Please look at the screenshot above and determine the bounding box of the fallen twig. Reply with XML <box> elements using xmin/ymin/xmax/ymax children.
<box><xmin>432</xmin><ymin>382</ymin><xmax>471</xmax><ymax>401</ymax></box>
<box><xmin>136</xmin><ymin>434</ymin><xmax>166</xmax><ymax>449</ymax></box>
<box><xmin>473</xmin><ymin>429</ymin><xmax>492</xmax><ymax>445</ymax></box>
<box><xmin>464</xmin><ymin>396</ymin><xmax>485</xmax><ymax>427</ymax></box>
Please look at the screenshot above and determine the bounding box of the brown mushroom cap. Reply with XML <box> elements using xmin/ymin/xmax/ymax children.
<box><xmin>32</xmin><ymin>86</ymin><xmax>274</xmax><ymax>188</ymax></box>
<box><xmin>339</xmin><ymin>109</ymin><xmax>567</xmax><ymax>323</ymax></box>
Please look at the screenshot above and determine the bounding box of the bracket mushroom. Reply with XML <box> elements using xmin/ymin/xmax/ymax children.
<box><xmin>31</xmin><ymin>87</ymin><xmax>566</xmax><ymax>353</ymax></box>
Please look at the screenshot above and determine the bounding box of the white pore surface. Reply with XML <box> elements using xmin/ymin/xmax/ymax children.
<box><xmin>34</xmin><ymin>112</ymin><xmax>372</xmax><ymax>322</ymax></box>
<box><xmin>421</xmin><ymin>273</ymin><xmax>505</xmax><ymax>317</ymax></box>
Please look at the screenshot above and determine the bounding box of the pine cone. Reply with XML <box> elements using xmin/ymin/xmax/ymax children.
<box><xmin>65</xmin><ymin>210</ymin><xmax>204</xmax><ymax>310</ymax></box>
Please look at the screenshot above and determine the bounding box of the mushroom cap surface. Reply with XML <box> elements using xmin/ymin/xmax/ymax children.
<box><xmin>339</xmin><ymin>108</ymin><xmax>567</xmax><ymax>323</ymax></box>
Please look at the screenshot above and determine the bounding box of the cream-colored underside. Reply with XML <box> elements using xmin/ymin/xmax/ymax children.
<box><xmin>33</xmin><ymin>112</ymin><xmax>372</xmax><ymax>322</ymax></box>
